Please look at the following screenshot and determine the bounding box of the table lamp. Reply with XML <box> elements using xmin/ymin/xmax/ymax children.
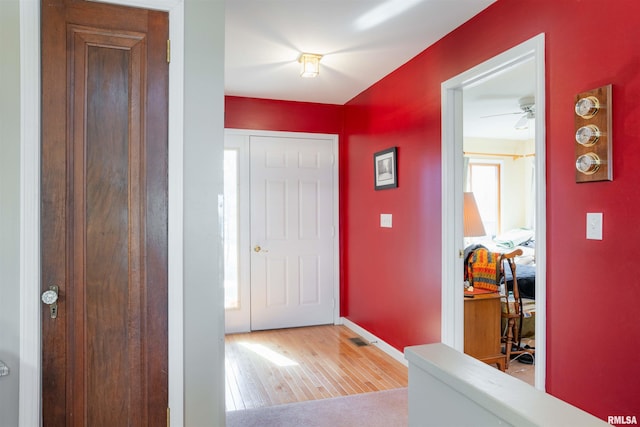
<box><xmin>463</xmin><ymin>192</ymin><xmax>486</xmax><ymax>238</ymax></box>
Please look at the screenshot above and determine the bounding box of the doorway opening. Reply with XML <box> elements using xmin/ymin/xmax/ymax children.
<box><xmin>223</xmin><ymin>129</ymin><xmax>340</xmax><ymax>334</ymax></box>
<box><xmin>440</xmin><ymin>34</ymin><xmax>546</xmax><ymax>390</ymax></box>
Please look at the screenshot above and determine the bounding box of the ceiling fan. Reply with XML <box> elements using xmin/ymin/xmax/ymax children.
<box><xmin>481</xmin><ymin>96</ymin><xmax>535</xmax><ymax>130</ymax></box>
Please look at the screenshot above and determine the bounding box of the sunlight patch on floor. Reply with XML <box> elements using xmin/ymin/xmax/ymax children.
<box><xmin>239</xmin><ymin>342</ymin><xmax>299</xmax><ymax>367</ymax></box>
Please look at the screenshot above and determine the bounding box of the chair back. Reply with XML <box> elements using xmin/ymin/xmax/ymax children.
<box><xmin>498</xmin><ymin>249</ymin><xmax>523</xmax><ymax>316</ymax></box>
<box><xmin>467</xmin><ymin>247</ymin><xmax>524</xmax><ymax>315</ymax></box>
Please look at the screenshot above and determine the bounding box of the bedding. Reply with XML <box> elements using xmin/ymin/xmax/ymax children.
<box><xmin>493</xmin><ymin>228</ymin><xmax>534</xmax><ymax>249</ymax></box>
<box><xmin>503</xmin><ymin>263</ymin><xmax>535</xmax><ymax>299</ymax></box>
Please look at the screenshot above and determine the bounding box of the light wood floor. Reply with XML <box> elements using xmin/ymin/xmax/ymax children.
<box><xmin>507</xmin><ymin>357</ymin><xmax>535</xmax><ymax>384</ymax></box>
<box><xmin>225</xmin><ymin>325</ymin><xmax>408</xmax><ymax>412</ymax></box>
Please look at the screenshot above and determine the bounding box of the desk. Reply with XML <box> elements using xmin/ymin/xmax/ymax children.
<box><xmin>464</xmin><ymin>292</ymin><xmax>506</xmax><ymax>371</ymax></box>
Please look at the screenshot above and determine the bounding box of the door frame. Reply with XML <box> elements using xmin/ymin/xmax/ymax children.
<box><xmin>19</xmin><ymin>0</ymin><xmax>186</xmax><ymax>424</ymax></box>
<box><xmin>440</xmin><ymin>33</ymin><xmax>547</xmax><ymax>390</ymax></box>
<box><xmin>224</xmin><ymin>128</ymin><xmax>341</xmax><ymax>332</ymax></box>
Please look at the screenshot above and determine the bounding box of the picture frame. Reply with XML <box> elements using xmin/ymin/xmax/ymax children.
<box><xmin>373</xmin><ymin>147</ymin><xmax>397</xmax><ymax>190</ymax></box>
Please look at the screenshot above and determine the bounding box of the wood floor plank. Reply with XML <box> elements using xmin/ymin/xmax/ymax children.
<box><xmin>225</xmin><ymin>325</ymin><xmax>408</xmax><ymax>411</ymax></box>
<box><xmin>225</xmin><ymin>357</ymin><xmax>245</xmax><ymax>411</ymax></box>
<box><xmin>226</xmin><ymin>335</ymin><xmax>274</xmax><ymax>409</ymax></box>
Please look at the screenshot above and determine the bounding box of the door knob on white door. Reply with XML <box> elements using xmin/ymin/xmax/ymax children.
<box><xmin>253</xmin><ymin>245</ymin><xmax>269</xmax><ymax>253</ymax></box>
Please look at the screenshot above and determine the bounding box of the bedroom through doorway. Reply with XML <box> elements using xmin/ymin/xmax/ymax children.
<box><xmin>462</xmin><ymin>57</ymin><xmax>537</xmax><ymax>385</ymax></box>
<box><xmin>440</xmin><ymin>33</ymin><xmax>546</xmax><ymax>390</ymax></box>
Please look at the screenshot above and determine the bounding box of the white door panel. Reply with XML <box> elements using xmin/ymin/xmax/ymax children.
<box><xmin>250</xmin><ymin>135</ymin><xmax>335</xmax><ymax>330</ymax></box>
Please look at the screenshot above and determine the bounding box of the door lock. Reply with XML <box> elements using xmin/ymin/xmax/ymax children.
<box><xmin>41</xmin><ymin>285</ymin><xmax>59</xmax><ymax>319</ymax></box>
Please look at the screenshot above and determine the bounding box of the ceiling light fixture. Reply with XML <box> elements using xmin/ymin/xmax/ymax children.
<box><xmin>298</xmin><ymin>53</ymin><xmax>322</xmax><ymax>78</ymax></box>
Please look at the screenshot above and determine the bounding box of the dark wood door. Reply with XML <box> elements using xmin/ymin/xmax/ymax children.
<box><xmin>41</xmin><ymin>1</ymin><xmax>168</xmax><ymax>425</ymax></box>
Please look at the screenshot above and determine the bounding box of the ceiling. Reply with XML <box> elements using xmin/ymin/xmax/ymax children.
<box><xmin>225</xmin><ymin>0</ymin><xmax>535</xmax><ymax>140</ymax></box>
<box><xmin>463</xmin><ymin>58</ymin><xmax>536</xmax><ymax>141</ymax></box>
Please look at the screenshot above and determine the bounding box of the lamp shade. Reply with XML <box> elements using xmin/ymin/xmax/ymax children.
<box><xmin>463</xmin><ymin>192</ymin><xmax>486</xmax><ymax>237</ymax></box>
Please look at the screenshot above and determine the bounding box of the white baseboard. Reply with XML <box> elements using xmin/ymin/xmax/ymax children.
<box><xmin>339</xmin><ymin>318</ymin><xmax>408</xmax><ymax>367</ymax></box>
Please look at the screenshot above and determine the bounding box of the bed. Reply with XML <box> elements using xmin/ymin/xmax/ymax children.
<box><xmin>503</xmin><ymin>259</ymin><xmax>535</xmax><ymax>299</ymax></box>
<box><xmin>495</xmin><ymin>228</ymin><xmax>535</xmax><ymax>299</ymax></box>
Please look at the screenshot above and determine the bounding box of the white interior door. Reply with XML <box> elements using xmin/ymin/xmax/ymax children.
<box><xmin>250</xmin><ymin>134</ymin><xmax>336</xmax><ymax>330</ymax></box>
<box><xmin>224</xmin><ymin>130</ymin><xmax>338</xmax><ymax>333</ymax></box>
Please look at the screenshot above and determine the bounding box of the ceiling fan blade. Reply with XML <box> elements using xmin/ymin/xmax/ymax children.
<box><xmin>480</xmin><ymin>111</ymin><xmax>523</xmax><ymax>118</ymax></box>
<box><xmin>514</xmin><ymin>114</ymin><xmax>529</xmax><ymax>130</ymax></box>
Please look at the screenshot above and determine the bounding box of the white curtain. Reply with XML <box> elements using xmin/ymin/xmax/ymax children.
<box><xmin>463</xmin><ymin>156</ymin><xmax>470</xmax><ymax>191</ymax></box>
<box><xmin>526</xmin><ymin>158</ymin><xmax>536</xmax><ymax>230</ymax></box>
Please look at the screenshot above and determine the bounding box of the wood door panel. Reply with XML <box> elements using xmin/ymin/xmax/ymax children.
<box><xmin>41</xmin><ymin>1</ymin><xmax>168</xmax><ymax>425</ymax></box>
<box><xmin>80</xmin><ymin>31</ymin><xmax>144</xmax><ymax>425</ymax></box>
<box><xmin>41</xmin><ymin>4</ymin><xmax>69</xmax><ymax>425</ymax></box>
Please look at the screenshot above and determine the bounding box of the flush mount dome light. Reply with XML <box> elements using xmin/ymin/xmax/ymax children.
<box><xmin>298</xmin><ymin>53</ymin><xmax>322</xmax><ymax>78</ymax></box>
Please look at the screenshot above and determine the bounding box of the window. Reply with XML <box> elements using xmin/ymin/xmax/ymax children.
<box><xmin>467</xmin><ymin>162</ymin><xmax>501</xmax><ymax>237</ymax></box>
<box><xmin>224</xmin><ymin>149</ymin><xmax>239</xmax><ymax>309</ymax></box>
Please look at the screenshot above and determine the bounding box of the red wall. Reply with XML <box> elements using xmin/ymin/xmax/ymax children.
<box><xmin>342</xmin><ymin>0</ymin><xmax>640</xmax><ymax>421</ymax></box>
<box><xmin>225</xmin><ymin>96</ymin><xmax>343</xmax><ymax>135</ymax></box>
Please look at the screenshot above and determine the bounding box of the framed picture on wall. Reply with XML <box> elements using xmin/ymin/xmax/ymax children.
<box><xmin>374</xmin><ymin>147</ymin><xmax>397</xmax><ymax>190</ymax></box>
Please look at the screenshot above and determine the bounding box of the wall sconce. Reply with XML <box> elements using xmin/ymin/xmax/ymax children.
<box><xmin>463</xmin><ymin>192</ymin><xmax>486</xmax><ymax>237</ymax></box>
<box><xmin>298</xmin><ymin>53</ymin><xmax>322</xmax><ymax>78</ymax></box>
<box><xmin>574</xmin><ymin>84</ymin><xmax>612</xmax><ymax>182</ymax></box>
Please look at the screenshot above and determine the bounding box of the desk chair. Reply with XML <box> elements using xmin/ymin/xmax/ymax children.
<box><xmin>467</xmin><ymin>247</ymin><xmax>535</xmax><ymax>370</ymax></box>
<box><xmin>498</xmin><ymin>249</ymin><xmax>535</xmax><ymax>369</ymax></box>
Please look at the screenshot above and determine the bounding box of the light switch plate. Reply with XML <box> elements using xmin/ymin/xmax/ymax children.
<box><xmin>586</xmin><ymin>212</ymin><xmax>603</xmax><ymax>240</ymax></box>
<box><xmin>380</xmin><ymin>213</ymin><xmax>392</xmax><ymax>228</ymax></box>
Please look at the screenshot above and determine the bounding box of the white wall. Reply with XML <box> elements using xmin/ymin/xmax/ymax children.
<box><xmin>0</xmin><ymin>1</ymin><xmax>21</xmax><ymax>425</ymax></box>
<box><xmin>183</xmin><ymin>0</ymin><xmax>226</xmax><ymax>425</ymax></box>
<box><xmin>406</xmin><ymin>344</ymin><xmax>608</xmax><ymax>427</ymax></box>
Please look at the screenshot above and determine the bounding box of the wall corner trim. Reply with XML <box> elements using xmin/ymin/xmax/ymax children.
<box><xmin>341</xmin><ymin>317</ymin><xmax>408</xmax><ymax>367</ymax></box>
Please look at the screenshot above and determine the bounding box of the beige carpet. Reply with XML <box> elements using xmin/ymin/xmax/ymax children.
<box><xmin>226</xmin><ymin>388</ymin><xmax>408</xmax><ymax>427</ymax></box>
